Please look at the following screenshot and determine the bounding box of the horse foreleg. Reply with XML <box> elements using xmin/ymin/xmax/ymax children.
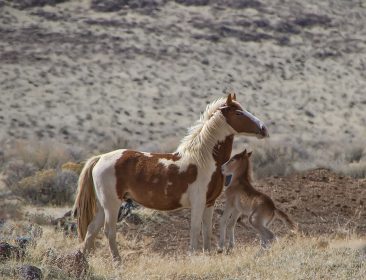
<box><xmin>227</xmin><ymin>209</ymin><xmax>241</xmax><ymax>251</ymax></box>
<box><xmin>104</xmin><ymin>200</ymin><xmax>122</xmax><ymax>262</ymax></box>
<box><xmin>202</xmin><ymin>206</ymin><xmax>214</xmax><ymax>252</ymax></box>
<box><xmin>218</xmin><ymin>203</ymin><xmax>234</xmax><ymax>253</ymax></box>
<box><xmin>190</xmin><ymin>200</ymin><xmax>205</xmax><ymax>252</ymax></box>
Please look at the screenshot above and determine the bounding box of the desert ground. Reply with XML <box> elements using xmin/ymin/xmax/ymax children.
<box><xmin>0</xmin><ymin>0</ymin><xmax>365</xmax><ymax>279</ymax></box>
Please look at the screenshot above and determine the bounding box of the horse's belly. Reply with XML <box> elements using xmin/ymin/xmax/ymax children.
<box><xmin>129</xmin><ymin>188</ymin><xmax>188</xmax><ymax>211</ymax></box>
<box><xmin>237</xmin><ymin>195</ymin><xmax>252</xmax><ymax>214</ymax></box>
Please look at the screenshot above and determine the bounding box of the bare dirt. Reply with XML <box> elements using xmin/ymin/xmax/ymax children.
<box><xmin>115</xmin><ymin>168</ymin><xmax>366</xmax><ymax>253</ymax></box>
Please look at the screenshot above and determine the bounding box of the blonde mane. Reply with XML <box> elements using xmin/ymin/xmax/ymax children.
<box><xmin>176</xmin><ymin>97</ymin><xmax>231</xmax><ymax>167</ymax></box>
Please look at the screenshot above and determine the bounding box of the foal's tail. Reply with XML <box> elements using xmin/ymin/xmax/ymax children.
<box><xmin>274</xmin><ymin>209</ymin><xmax>298</xmax><ymax>233</ymax></box>
<box><xmin>73</xmin><ymin>155</ymin><xmax>101</xmax><ymax>242</ymax></box>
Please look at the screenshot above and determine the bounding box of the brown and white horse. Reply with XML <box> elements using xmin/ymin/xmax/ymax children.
<box><xmin>73</xmin><ymin>93</ymin><xmax>269</xmax><ymax>261</ymax></box>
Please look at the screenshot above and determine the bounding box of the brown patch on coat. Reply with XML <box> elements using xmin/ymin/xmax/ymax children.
<box><xmin>206</xmin><ymin>135</ymin><xmax>234</xmax><ymax>207</ymax></box>
<box><xmin>115</xmin><ymin>151</ymin><xmax>198</xmax><ymax>210</ymax></box>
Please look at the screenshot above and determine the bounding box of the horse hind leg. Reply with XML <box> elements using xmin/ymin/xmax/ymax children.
<box><xmin>103</xmin><ymin>199</ymin><xmax>122</xmax><ymax>262</ymax></box>
<box><xmin>249</xmin><ymin>209</ymin><xmax>275</xmax><ymax>249</ymax></box>
<box><xmin>227</xmin><ymin>209</ymin><xmax>241</xmax><ymax>251</ymax></box>
<box><xmin>83</xmin><ymin>202</ymin><xmax>105</xmax><ymax>255</ymax></box>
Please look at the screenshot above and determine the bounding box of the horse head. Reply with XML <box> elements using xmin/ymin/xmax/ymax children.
<box><xmin>220</xmin><ymin>94</ymin><xmax>269</xmax><ymax>138</ymax></box>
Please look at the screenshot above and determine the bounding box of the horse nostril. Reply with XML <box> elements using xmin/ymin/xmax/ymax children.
<box><xmin>261</xmin><ymin>125</ymin><xmax>269</xmax><ymax>137</ymax></box>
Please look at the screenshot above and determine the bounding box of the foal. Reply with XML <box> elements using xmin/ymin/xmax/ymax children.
<box><xmin>218</xmin><ymin>150</ymin><xmax>297</xmax><ymax>252</ymax></box>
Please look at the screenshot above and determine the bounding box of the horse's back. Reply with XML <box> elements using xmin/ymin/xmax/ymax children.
<box><xmin>93</xmin><ymin>149</ymin><xmax>198</xmax><ymax>210</ymax></box>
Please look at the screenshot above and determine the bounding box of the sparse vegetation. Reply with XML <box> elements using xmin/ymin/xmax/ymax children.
<box><xmin>2</xmin><ymin>140</ymin><xmax>83</xmax><ymax>205</ymax></box>
<box><xmin>0</xmin><ymin>220</ymin><xmax>365</xmax><ymax>280</ymax></box>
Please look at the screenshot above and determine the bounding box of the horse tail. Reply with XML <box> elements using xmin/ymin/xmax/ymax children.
<box><xmin>73</xmin><ymin>155</ymin><xmax>101</xmax><ymax>242</ymax></box>
<box><xmin>274</xmin><ymin>209</ymin><xmax>298</xmax><ymax>233</ymax></box>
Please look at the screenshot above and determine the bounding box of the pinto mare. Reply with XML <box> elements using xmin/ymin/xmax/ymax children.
<box><xmin>73</xmin><ymin>93</ymin><xmax>269</xmax><ymax>261</ymax></box>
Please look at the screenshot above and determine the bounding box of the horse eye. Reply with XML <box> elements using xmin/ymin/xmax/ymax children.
<box><xmin>235</xmin><ymin>111</ymin><xmax>243</xmax><ymax>116</ymax></box>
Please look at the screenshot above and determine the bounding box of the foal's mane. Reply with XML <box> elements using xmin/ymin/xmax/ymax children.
<box><xmin>242</xmin><ymin>156</ymin><xmax>253</xmax><ymax>184</ymax></box>
<box><xmin>176</xmin><ymin>97</ymin><xmax>229</xmax><ymax>167</ymax></box>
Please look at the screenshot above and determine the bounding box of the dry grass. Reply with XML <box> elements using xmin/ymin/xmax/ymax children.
<box><xmin>0</xmin><ymin>220</ymin><xmax>366</xmax><ymax>280</ymax></box>
<box><xmin>1</xmin><ymin>223</ymin><xmax>364</xmax><ymax>280</ymax></box>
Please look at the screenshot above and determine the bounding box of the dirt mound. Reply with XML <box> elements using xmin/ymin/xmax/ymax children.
<box><xmin>257</xmin><ymin>168</ymin><xmax>365</xmax><ymax>235</ymax></box>
<box><xmin>117</xmin><ymin>169</ymin><xmax>365</xmax><ymax>253</ymax></box>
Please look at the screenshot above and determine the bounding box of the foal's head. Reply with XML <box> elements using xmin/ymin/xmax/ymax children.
<box><xmin>221</xmin><ymin>149</ymin><xmax>252</xmax><ymax>183</ymax></box>
<box><xmin>220</xmin><ymin>94</ymin><xmax>269</xmax><ymax>138</ymax></box>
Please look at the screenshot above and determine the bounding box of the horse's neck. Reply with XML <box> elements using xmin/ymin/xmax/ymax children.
<box><xmin>212</xmin><ymin>135</ymin><xmax>234</xmax><ymax>167</ymax></box>
<box><xmin>236</xmin><ymin>169</ymin><xmax>256</xmax><ymax>193</ymax></box>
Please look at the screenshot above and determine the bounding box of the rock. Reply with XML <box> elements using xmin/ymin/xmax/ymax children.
<box><xmin>90</xmin><ymin>0</ymin><xmax>165</xmax><ymax>12</ymax></box>
<box><xmin>175</xmin><ymin>0</ymin><xmax>209</xmax><ymax>6</ymax></box>
<box><xmin>0</xmin><ymin>242</ymin><xmax>20</xmax><ymax>261</ymax></box>
<box><xmin>48</xmin><ymin>250</ymin><xmax>88</xmax><ymax>278</ymax></box>
<box><xmin>52</xmin><ymin>210</ymin><xmax>77</xmax><ymax>236</ymax></box>
<box><xmin>11</xmin><ymin>0</ymin><xmax>68</xmax><ymax>9</ymax></box>
<box><xmin>15</xmin><ymin>236</ymin><xmax>33</xmax><ymax>250</ymax></box>
<box><xmin>18</xmin><ymin>265</ymin><xmax>43</xmax><ymax>280</ymax></box>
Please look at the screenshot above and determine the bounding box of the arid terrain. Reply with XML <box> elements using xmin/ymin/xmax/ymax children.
<box><xmin>0</xmin><ymin>0</ymin><xmax>365</xmax><ymax>279</ymax></box>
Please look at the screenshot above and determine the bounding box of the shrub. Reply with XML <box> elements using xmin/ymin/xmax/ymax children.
<box><xmin>2</xmin><ymin>140</ymin><xmax>84</xmax><ymax>205</ymax></box>
<box><xmin>3</xmin><ymin>140</ymin><xmax>84</xmax><ymax>170</ymax></box>
<box><xmin>7</xmin><ymin>168</ymin><xmax>78</xmax><ymax>205</ymax></box>
<box><xmin>61</xmin><ymin>161</ymin><xmax>84</xmax><ymax>175</ymax></box>
<box><xmin>3</xmin><ymin>160</ymin><xmax>37</xmax><ymax>189</ymax></box>
<box><xmin>249</xmin><ymin>140</ymin><xmax>310</xmax><ymax>178</ymax></box>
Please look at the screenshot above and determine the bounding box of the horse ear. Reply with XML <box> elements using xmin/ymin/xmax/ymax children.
<box><xmin>226</xmin><ymin>94</ymin><xmax>233</xmax><ymax>106</ymax></box>
<box><xmin>232</xmin><ymin>93</ymin><xmax>237</xmax><ymax>100</ymax></box>
<box><xmin>242</xmin><ymin>149</ymin><xmax>247</xmax><ymax>155</ymax></box>
<box><xmin>247</xmin><ymin>151</ymin><xmax>252</xmax><ymax>157</ymax></box>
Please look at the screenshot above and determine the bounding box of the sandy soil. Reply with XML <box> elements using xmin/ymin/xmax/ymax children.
<box><xmin>0</xmin><ymin>0</ymin><xmax>365</xmax><ymax>156</ymax></box>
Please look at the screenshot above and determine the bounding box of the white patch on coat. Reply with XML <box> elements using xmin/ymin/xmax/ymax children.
<box><xmin>179</xmin><ymin>192</ymin><xmax>190</xmax><ymax>207</ymax></box>
<box><xmin>142</xmin><ymin>152</ymin><xmax>153</xmax><ymax>157</ymax></box>
<box><xmin>92</xmin><ymin>149</ymin><xmax>127</xmax><ymax>205</ymax></box>
<box><xmin>158</xmin><ymin>158</ymin><xmax>175</xmax><ymax>168</ymax></box>
<box><xmin>158</xmin><ymin>158</ymin><xmax>190</xmax><ymax>173</ymax></box>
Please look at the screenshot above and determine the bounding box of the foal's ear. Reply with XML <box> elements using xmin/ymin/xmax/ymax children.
<box><xmin>232</xmin><ymin>93</ymin><xmax>237</xmax><ymax>100</ymax></box>
<box><xmin>226</xmin><ymin>94</ymin><xmax>233</xmax><ymax>106</ymax></box>
<box><xmin>242</xmin><ymin>149</ymin><xmax>247</xmax><ymax>155</ymax></box>
<box><xmin>247</xmin><ymin>151</ymin><xmax>252</xmax><ymax>157</ymax></box>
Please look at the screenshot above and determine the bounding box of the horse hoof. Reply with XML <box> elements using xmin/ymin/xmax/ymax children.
<box><xmin>217</xmin><ymin>248</ymin><xmax>223</xmax><ymax>254</ymax></box>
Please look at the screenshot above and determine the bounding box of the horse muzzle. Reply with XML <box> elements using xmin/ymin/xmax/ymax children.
<box><xmin>257</xmin><ymin>124</ymin><xmax>269</xmax><ymax>139</ymax></box>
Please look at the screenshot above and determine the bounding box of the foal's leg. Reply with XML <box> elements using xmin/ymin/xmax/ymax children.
<box><xmin>202</xmin><ymin>206</ymin><xmax>214</xmax><ymax>252</ymax></box>
<box><xmin>218</xmin><ymin>203</ymin><xmax>234</xmax><ymax>253</ymax></box>
<box><xmin>104</xmin><ymin>199</ymin><xmax>122</xmax><ymax>261</ymax></box>
<box><xmin>83</xmin><ymin>202</ymin><xmax>105</xmax><ymax>254</ymax></box>
<box><xmin>249</xmin><ymin>210</ymin><xmax>275</xmax><ymax>249</ymax></box>
<box><xmin>227</xmin><ymin>209</ymin><xmax>241</xmax><ymax>251</ymax></box>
